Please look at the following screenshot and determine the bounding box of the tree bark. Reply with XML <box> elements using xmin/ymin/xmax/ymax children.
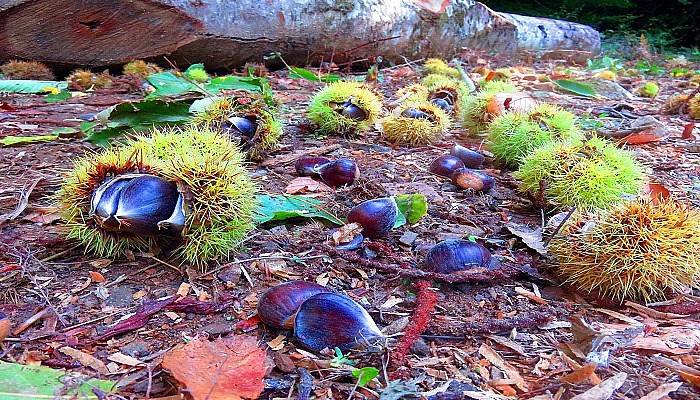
<box><xmin>0</xmin><ymin>0</ymin><xmax>600</xmax><ymax>69</ymax></box>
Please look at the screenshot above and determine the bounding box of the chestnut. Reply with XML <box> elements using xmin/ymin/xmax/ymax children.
<box><xmin>295</xmin><ymin>156</ymin><xmax>331</xmax><ymax>177</ymax></box>
<box><xmin>90</xmin><ymin>174</ymin><xmax>182</xmax><ymax>236</ymax></box>
<box><xmin>423</xmin><ymin>239</ymin><xmax>492</xmax><ymax>274</ymax></box>
<box><xmin>339</xmin><ymin>100</ymin><xmax>367</xmax><ymax>121</ymax></box>
<box><xmin>225</xmin><ymin>116</ymin><xmax>258</xmax><ymax>137</ymax></box>
<box><xmin>451</xmin><ymin>168</ymin><xmax>494</xmax><ymax>192</ymax></box>
<box><xmin>431</xmin><ymin>97</ymin><xmax>453</xmax><ymax>113</ymax></box>
<box><xmin>257</xmin><ymin>281</ymin><xmax>331</xmax><ymax>329</ymax></box>
<box><xmin>401</xmin><ymin>107</ymin><xmax>435</xmax><ymax>122</ymax></box>
<box><xmin>294</xmin><ymin>293</ymin><xmax>384</xmax><ymax>351</ymax></box>
<box><xmin>450</xmin><ymin>144</ymin><xmax>485</xmax><ymax>169</ymax></box>
<box><xmin>432</xmin><ymin>89</ymin><xmax>455</xmax><ymax>104</ymax></box>
<box><xmin>318</xmin><ymin>158</ymin><xmax>359</xmax><ymax>187</ymax></box>
<box><xmin>429</xmin><ymin>155</ymin><xmax>465</xmax><ymax>178</ymax></box>
<box><xmin>347</xmin><ymin>197</ymin><xmax>398</xmax><ymax>238</ymax></box>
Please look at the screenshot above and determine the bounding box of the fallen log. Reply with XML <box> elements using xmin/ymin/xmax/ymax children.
<box><xmin>0</xmin><ymin>0</ymin><xmax>600</xmax><ymax>69</ymax></box>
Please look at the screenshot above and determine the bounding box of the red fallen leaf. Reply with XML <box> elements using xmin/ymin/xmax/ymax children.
<box><xmin>410</xmin><ymin>0</ymin><xmax>451</xmax><ymax>13</ymax></box>
<box><xmin>95</xmin><ymin>296</ymin><xmax>176</xmax><ymax>341</ymax></box>
<box><xmin>644</xmin><ymin>182</ymin><xmax>671</xmax><ymax>203</ymax></box>
<box><xmin>235</xmin><ymin>315</ymin><xmax>261</xmax><ymax>332</ymax></box>
<box><xmin>619</xmin><ymin>128</ymin><xmax>665</xmax><ymax>145</ymax></box>
<box><xmin>163</xmin><ymin>335</ymin><xmax>270</xmax><ymax>400</ymax></box>
<box><xmin>89</xmin><ymin>271</ymin><xmax>106</xmax><ymax>283</ymax></box>
<box><xmin>681</xmin><ymin>122</ymin><xmax>696</xmax><ymax>140</ymax></box>
<box><xmin>560</xmin><ymin>363</ymin><xmax>602</xmax><ymax>385</ymax></box>
<box><xmin>0</xmin><ymin>103</ymin><xmax>16</xmax><ymax>111</ymax></box>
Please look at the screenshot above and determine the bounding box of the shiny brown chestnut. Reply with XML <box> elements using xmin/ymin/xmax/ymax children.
<box><xmin>295</xmin><ymin>156</ymin><xmax>331</xmax><ymax>177</ymax></box>
<box><xmin>347</xmin><ymin>197</ymin><xmax>398</xmax><ymax>238</ymax></box>
<box><xmin>318</xmin><ymin>158</ymin><xmax>359</xmax><ymax>187</ymax></box>
<box><xmin>340</xmin><ymin>100</ymin><xmax>368</xmax><ymax>121</ymax></box>
<box><xmin>401</xmin><ymin>107</ymin><xmax>435</xmax><ymax>122</ymax></box>
<box><xmin>257</xmin><ymin>281</ymin><xmax>331</xmax><ymax>329</ymax></box>
<box><xmin>423</xmin><ymin>239</ymin><xmax>492</xmax><ymax>274</ymax></box>
<box><xmin>294</xmin><ymin>293</ymin><xmax>384</xmax><ymax>352</ymax></box>
<box><xmin>451</xmin><ymin>168</ymin><xmax>494</xmax><ymax>192</ymax></box>
<box><xmin>429</xmin><ymin>155</ymin><xmax>465</xmax><ymax>178</ymax></box>
<box><xmin>450</xmin><ymin>144</ymin><xmax>485</xmax><ymax>169</ymax></box>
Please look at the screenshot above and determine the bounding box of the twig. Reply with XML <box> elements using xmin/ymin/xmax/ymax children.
<box><xmin>0</xmin><ymin>177</ymin><xmax>42</xmax><ymax>225</ymax></box>
<box><xmin>543</xmin><ymin>206</ymin><xmax>576</xmax><ymax>247</ymax></box>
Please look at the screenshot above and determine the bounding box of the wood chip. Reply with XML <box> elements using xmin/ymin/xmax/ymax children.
<box><xmin>514</xmin><ymin>287</ymin><xmax>548</xmax><ymax>305</ymax></box>
<box><xmin>638</xmin><ymin>382</ymin><xmax>683</xmax><ymax>400</ymax></box>
<box><xmin>108</xmin><ymin>352</ymin><xmax>145</xmax><ymax>367</ymax></box>
<box><xmin>59</xmin><ymin>346</ymin><xmax>109</xmax><ymax>374</ymax></box>
<box><xmin>479</xmin><ymin>343</ymin><xmax>528</xmax><ymax>392</ymax></box>
<box><xmin>625</xmin><ymin>301</ymin><xmax>688</xmax><ymax>319</ymax></box>
<box><xmin>266</xmin><ymin>334</ymin><xmax>286</xmax><ymax>351</ymax></box>
<box><xmin>570</xmin><ymin>372</ymin><xmax>627</xmax><ymax>400</ymax></box>
<box><xmin>176</xmin><ymin>282</ymin><xmax>191</xmax><ymax>297</ymax></box>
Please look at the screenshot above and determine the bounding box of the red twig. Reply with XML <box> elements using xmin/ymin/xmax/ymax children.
<box><xmin>390</xmin><ymin>280</ymin><xmax>437</xmax><ymax>375</ymax></box>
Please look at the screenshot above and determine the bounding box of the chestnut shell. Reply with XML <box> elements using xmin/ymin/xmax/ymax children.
<box><xmin>450</xmin><ymin>144</ymin><xmax>485</xmax><ymax>169</ymax></box>
<box><xmin>340</xmin><ymin>101</ymin><xmax>367</xmax><ymax>121</ymax></box>
<box><xmin>318</xmin><ymin>158</ymin><xmax>359</xmax><ymax>187</ymax></box>
<box><xmin>225</xmin><ymin>116</ymin><xmax>258</xmax><ymax>137</ymax></box>
<box><xmin>347</xmin><ymin>197</ymin><xmax>398</xmax><ymax>238</ymax></box>
<box><xmin>257</xmin><ymin>281</ymin><xmax>331</xmax><ymax>329</ymax></box>
<box><xmin>429</xmin><ymin>155</ymin><xmax>465</xmax><ymax>178</ymax></box>
<box><xmin>423</xmin><ymin>239</ymin><xmax>492</xmax><ymax>274</ymax></box>
<box><xmin>295</xmin><ymin>156</ymin><xmax>331</xmax><ymax>177</ymax></box>
<box><xmin>451</xmin><ymin>168</ymin><xmax>494</xmax><ymax>192</ymax></box>
<box><xmin>294</xmin><ymin>292</ymin><xmax>383</xmax><ymax>351</ymax></box>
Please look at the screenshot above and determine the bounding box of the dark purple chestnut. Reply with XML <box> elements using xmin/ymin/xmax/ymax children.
<box><xmin>294</xmin><ymin>156</ymin><xmax>331</xmax><ymax>177</ymax></box>
<box><xmin>340</xmin><ymin>100</ymin><xmax>367</xmax><ymax>121</ymax></box>
<box><xmin>318</xmin><ymin>158</ymin><xmax>359</xmax><ymax>187</ymax></box>
<box><xmin>432</xmin><ymin>89</ymin><xmax>456</xmax><ymax>104</ymax></box>
<box><xmin>431</xmin><ymin>97</ymin><xmax>453</xmax><ymax>113</ymax></box>
<box><xmin>294</xmin><ymin>293</ymin><xmax>384</xmax><ymax>352</ymax></box>
<box><xmin>90</xmin><ymin>174</ymin><xmax>181</xmax><ymax>236</ymax></box>
<box><xmin>451</xmin><ymin>168</ymin><xmax>494</xmax><ymax>192</ymax></box>
<box><xmin>401</xmin><ymin>107</ymin><xmax>434</xmax><ymax>122</ymax></box>
<box><xmin>450</xmin><ymin>144</ymin><xmax>485</xmax><ymax>168</ymax></box>
<box><xmin>423</xmin><ymin>239</ymin><xmax>492</xmax><ymax>274</ymax></box>
<box><xmin>257</xmin><ymin>281</ymin><xmax>331</xmax><ymax>329</ymax></box>
<box><xmin>429</xmin><ymin>155</ymin><xmax>465</xmax><ymax>178</ymax></box>
<box><xmin>347</xmin><ymin>197</ymin><xmax>398</xmax><ymax>238</ymax></box>
<box><xmin>225</xmin><ymin>116</ymin><xmax>258</xmax><ymax>137</ymax></box>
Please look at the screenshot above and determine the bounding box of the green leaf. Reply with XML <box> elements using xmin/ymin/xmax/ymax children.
<box><xmin>289</xmin><ymin>67</ymin><xmax>340</xmax><ymax>83</ymax></box>
<box><xmin>254</xmin><ymin>194</ymin><xmax>343</xmax><ymax>225</ymax></box>
<box><xmin>86</xmin><ymin>100</ymin><xmax>192</xmax><ymax>146</ymax></box>
<box><xmin>352</xmin><ymin>367</ymin><xmax>379</xmax><ymax>387</ymax></box>
<box><xmin>44</xmin><ymin>89</ymin><xmax>71</xmax><ymax>103</ymax></box>
<box><xmin>553</xmin><ymin>79</ymin><xmax>598</xmax><ymax>98</ymax></box>
<box><xmin>1</xmin><ymin>134</ymin><xmax>58</xmax><ymax>147</ymax></box>
<box><xmin>394</xmin><ymin>194</ymin><xmax>428</xmax><ymax>227</ymax></box>
<box><xmin>145</xmin><ymin>71</ymin><xmax>198</xmax><ymax>98</ymax></box>
<box><xmin>204</xmin><ymin>76</ymin><xmax>267</xmax><ymax>94</ymax></box>
<box><xmin>0</xmin><ymin>360</ymin><xmax>116</xmax><ymax>399</ymax></box>
<box><xmin>184</xmin><ymin>63</ymin><xmax>206</xmax><ymax>75</ymax></box>
<box><xmin>0</xmin><ymin>80</ymin><xmax>68</xmax><ymax>94</ymax></box>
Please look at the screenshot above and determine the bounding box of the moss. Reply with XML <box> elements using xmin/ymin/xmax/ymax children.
<box><xmin>0</xmin><ymin>60</ymin><xmax>55</xmax><ymax>80</ymax></box>
<box><xmin>58</xmin><ymin>125</ymin><xmax>256</xmax><ymax>266</ymax></box>
<box><xmin>549</xmin><ymin>198</ymin><xmax>700</xmax><ymax>303</ymax></box>
<box><xmin>488</xmin><ymin>103</ymin><xmax>583</xmax><ymax>167</ymax></box>
<box><xmin>514</xmin><ymin>137</ymin><xmax>645</xmax><ymax>210</ymax></box>
<box><xmin>307</xmin><ymin>81</ymin><xmax>382</xmax><ymax>136</ymax></box>
<box><xmin>191</xmin><ymin>95</ymin><xmax>283</xmax><ymax>161</ymax></box>
<box><xmin>380</xmin><ymin>101</ymin><xmax>450</xmax><ymax>146</ymax></box>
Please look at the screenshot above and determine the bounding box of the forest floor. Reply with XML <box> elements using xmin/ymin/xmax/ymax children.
<box><xmin>0</xmin><ymin>52</ymin><xmax>699</xmax><ymax>400</ymax></box>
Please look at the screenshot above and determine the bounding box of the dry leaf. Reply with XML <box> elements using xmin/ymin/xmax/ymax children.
<box><xmin>681</xmin><ymin>122</ymin><xmax>696</xmax><ymax>140</ymax></box>
<box><xmin>266</xmin><ymin>334</ymin><xmax>286</xmax><ymax>351</ymax></box>
<box><xmin>0</xmin><ymin>317</ymin><xmax>10</xmax><ymax>341</ymax></box>
<box><xmin>107</xmin><ymin>352</ymin><xmax>145</xmax><ymax>367</ymax></box>
<box><xmin>176</xmin><ymin>282</ymin><xmax>191</xmax><ymax>298</ymax></box>
<box><xmin>560</xmin><ymin>363</ymin><xmax>601</xmax><ymax>385</ymax></box>
<box><xmin>285</xmin><ymin>177</ymin><xmax>332</xmax><ymax>194</ymax></box>
<box><xmin>59</xmin><ymin>346</ymin><xmax>109</xmax><ymax>375</ymax></box>
<box><xmin>619</xmin><ymin>128</ymin><xmax>665</xmax><ymax>145</ymax></box>
<box><xmin>479</xmin><ymin>343</ymin><xmax>528</xmax><ymax>391</ymax></box>
<box><xmin>570</xmin><ymin>372</ymin><xmax>627</xmax><ymax>400</ymax></box>
<box><xmin>332</xmin><ymin>222</ymin><xmax>363</xmax><ymax>245</ymax></box>
<box><xmin>644</xmin><ymin>182</ymin><xmax>671</xmax><ymax>203</ymax></box>
<box><xmin>89</xmin><ymin>271</ymin><xmax>106</xmax><ymax>283</ymax></box>
<box><xmin>163</xmin><ymin>335</ymin><xmax>269</xmax><ymax>400</ymax></box>
<box><xmin>638</xmin><ymin>382</ymin><xmax>683</xmax><ymax>400</ymax></box>
<box><xmin>679</xmin><ymin>371</ymin><xmax>700</xmax><ymax>389</ymax></box>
